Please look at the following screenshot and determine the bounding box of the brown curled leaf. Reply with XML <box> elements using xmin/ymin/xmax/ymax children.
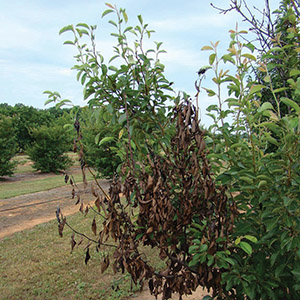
<box><xmin>84</xmin><ymin>206</ymin><xmax>89</xmax><ymax>216</ymax></box>
<box><xmin>75</xmin><ymin>195</ymin><xmax>80</xmax><ymax>205</ymax></box>
<box><xmin>70</xmin><ymin>233</ymin><xmax>76</xmax><ymax>253</ymax></box>
<box><xmin>85</xmin><ymin>248</ymin><xmax>90</xmax><ymax>265</ymax></box>
<box><xmin>79</xmin><ymin>203</ymin><xmax>84</xmax><ymax>213</ymax></box>
<box><xmin>95</xmin><ymin>197</ymin><xmax>101</xmax><ymax>212</ymax></box>
<box><xmin>58</xmin><ymin>217</ymin><xmax>66</xmax><ymax>237</ymax></box>
<box><xmin>64</xmin><ymin>174</ymin><xmax>69</xmax><ymax>183</ymax></box>
<box><xmin>92</xmin><ymin>217</ymin><xmax>97</xmax><ymax>235</ymax></box>
<box><xmin>101</xmin><ymin>255</ymin><xmax>110</xmax><ymax>273</ymax></box>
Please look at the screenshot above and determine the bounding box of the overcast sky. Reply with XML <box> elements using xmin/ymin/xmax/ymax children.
<box><xmin>0</xmin><ymin>0</ymin><xmax>280</xmax><ymax>126</ymax></box>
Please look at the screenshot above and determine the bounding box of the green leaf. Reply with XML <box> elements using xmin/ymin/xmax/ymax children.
<box><xmin>249</xmin><ymin>84</ymin><xmax>265</xmax><ymax>96</ymax></box>
<box><xmin>289</xmin><ymin>69</ymin><xmax>300</xmax><ymax>77</ymax></box>
<box><xmin>209</xmin><ymin>53</ymin><xmax>216</xmax><ymax>65</ymax></box>
<box><xmin>244</xmin><ymin>43</ymin><xmax>255</xmax><ymax>52</ymax></box>
<box><xmin>281</xmin><ymin>97</ymin><xmax>300</xmax><ymax>113</ymax></box>
<box><xmin>95</xmin><ymin>132</ymin><xmax>101</xmax><ymax>145</ymax></box>
<box><xmin>199</xmin><ymin>244</ymin><xmax>208</xmax><ymax>252</ymax></box>
<box><xmin>122</xmin><ymin>10</ymin><xmax>128</xmax><ymax>23</ymax></box>
<box><xmin>63</xmin><ymin>40</ymin><xmax>74</xmax><ymax>45</ymax></box>
<box><xmin>201</xmin><ymin>45</ymin><xmax>213</xmax><ymax>51</ymax></box>
<box><xmin>63</xmin><ymin>124</ymin><xmax>73</xmax><ymax>130</ymax></box>
<box><xmin>257</xmin><ymin>102</ymin><xmax>274</xmax><ymax>113</ymax></box>
<box><xmin>99</xmin><ymin>136</ymin><xmax>115</xmax><ymax>145</ymax></box>
<box><xmin>59</xmin><ymin>25</ymin><xmax>74</xmax><ymax>35</ymax></box>
<box><xmin>273</xmin><ymin>87</ymin><xmax>289</xmax><ymax>93</ymax></box>
<box><xmin>76</xmin><ymin>23</ymin><xmax>90</xmax><ymax>29</ymax></box>
<box><xmin>203</xmin><ymin>88</ymin><xmax>216</xmax><ymax>97</ymax></box>
<box><xmin>270</xmin><ymin>46</ymin><xmax>283</xmax><ymax>52</ymax></box>
<box><xmin>291</xmin><ymin>267</ymin><xmax>300</xmax><ymax>277</ymax></box>
<box><xmin>43</xmin><ymin>90</ymin><xmax>52</xmax><ymax>95</ymax></box>
<box><xmin>44</xmin><ymin>99</ymin><xmax>54</xmax><ymax>106</ymax></box>
<box><xmin>240</xmin><ymin>176</ymin><xmax>253</xmax><ymax>184</ymax></box>
<box><xmin>109</xmin><ymin>55</ymin><xmax>119</xmax><ymax>63</ymax></box>
<box><xmin>231</xmin><ymin>143</ymin><xmax>249</xmax><ymax>150</ymax></box>
<box><xmin>244</xmin><ymin>235</ymin><xmax>258</xmax><ymax>243</ymax></box>
<box><xmin>118</xmin><ymin>113</ymin><xmax>127</xmax><ymax>124</ymax></box>
<box><xmin>108</xmin><ymin>20</ymin><xmax>118</xmax><ymax>28</ymax></box>
<box><xmin>137</xmin><ymin>15</ymin><xmax>143</xmax><ymax>25</ymax></box>
<box><xmin>102</xmin><ymin>9</ymin><xmax>114</xmax><ymax>18</ymax></box>
<box><xmin>242</xmin><ymin>53</ymin><xmax>256</xmax><ymax>61</ymax></box>
<box><xmin>235</xmin><ymin>237</ymin><xmax>241</xmax><ymax>245</ymax></box>
<box><xmin>105</xmin><ymin>3</ymin><xmax>114</xmax><ymax>9</ymax></box>
<box><xmin>222</xmin><ymin>54</ymin><xmax>235</xmax><ymax>64</ymax></box>
<box><xmin>240</xmin><ymin>241</ymin><xmax>252</xmax><ymax>255</ymax></box>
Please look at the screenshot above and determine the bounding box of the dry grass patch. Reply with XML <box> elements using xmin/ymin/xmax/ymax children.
<box><xmin>0</xmin><ymin>211</ymin><xmax>161</xmax><ymax>300</ymax></box>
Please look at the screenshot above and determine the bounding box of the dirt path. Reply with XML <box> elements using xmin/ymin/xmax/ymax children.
<box><xmin>131</xmin><ymin>287</ymin><xmax>210</xmax><ymax>300</ymax></box>
<box><xmin>0</xmin><ymin>168</ymin><xmax>110</xmax><ymax>239</ymax></box>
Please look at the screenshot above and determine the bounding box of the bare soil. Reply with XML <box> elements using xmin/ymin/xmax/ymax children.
<box><xmin>0</xmin><ymin>168</ymin><xmax>210</xmax><ymax>300</ymax></box>
<box><xmin>0</xmin><ymin>167</ymin><xmax>110</xmax><ymax>239</ymax></box>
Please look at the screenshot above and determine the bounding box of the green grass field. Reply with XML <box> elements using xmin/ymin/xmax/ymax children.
<box><xmin>0</xmin><ymin>153</ymin><xmax>90</xmax><ymax>199</ymax></box>
<box><xmin>0</xmin><ymin>212</ymin><xmax>145</xmax><ymax>300</ymax></box>
<box><xmin>0</xmin><ymin>172</ymin><xmax>93</xmax><ymax>199</ymax></box>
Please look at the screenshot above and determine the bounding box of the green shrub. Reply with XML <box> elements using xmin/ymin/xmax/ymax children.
<box><xmin>79</xmin><ymin>107</ymin><xmax>121</xmax><ymax>178</ymax></box>
<box><xmin>82</xmin><ymin>125</ymin><xmax>121</xmax><ymax>178</ymax></box>
<box><xmin>26</xmin><ymin>125</ymin><xmax>72</xmax><ymax>173</ymax></box>
<box><xmin>0</xmin><ymin>116</ymin><xmax>17</xmax><ymax>177</ymax></box>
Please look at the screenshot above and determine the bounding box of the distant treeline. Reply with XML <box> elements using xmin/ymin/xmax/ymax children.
<box><xmin>0</xmin><ymin>103</ymin><xmax>72</xmax><ymax>152</ymax></box>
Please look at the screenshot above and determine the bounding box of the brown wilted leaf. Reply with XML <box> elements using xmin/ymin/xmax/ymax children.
<box><xmin>84</xmin><ymin>206</ymin><xmax>89</xmax><ymax>216</ymax></box>
<box><xmin>79</xmin><ymin>203</ymin><xmax>84</xmax><ymax>213</ymax></box>
<box><xmin>72</xmin><ymin>188</ymin><xmax>75</xmax><ymax>199</ymax></box>
<box><xmin>73</xmin><ymin>138</ymin><xmax>77</xmax><ymax>153</ymax></box>
<box><xmin>95</xmin><ymin>197</ymin><xmax>101</xmax><ymax>212</ymax></box>
<box><xmin>101</xmin><ymin>255</ymin><xmax>110</xmax><ymax>273</ymax></box>
<box><xmin>91</xmin><ymin>184</ymin><xmax>97</xmax><ymax>197</ymax></box>
<box><xmin>70</xmin><ymin>233</ymin><xmax>76</xmax><ymax>253</ymax></box>
<box><xmin>56</xmin><ymin>206</ymin><xmax>61</xmax><ymax>223</ymax></box>
<box><xmin>75</xmin><ymin>195</ymin><xmax>80</xmax><ymax>205</ymax></box>
<box><xmin>92</xmin><ymin>217</ymin><xmax>97</xmax><ymax>235</ymax></box>
<box><xmin>85</xmin><ymin>248</ymin><xmax>90</xmax><ymax>265</ymax></box>
<box><xmin>82</xmin><ymin>167</ymin><xmax>87</xmax><ymax>188</ymax></box>
<box><xmin>74</xmin><ymin>120</ymin><xmax>80</xmax><ymax>134</ymax></box>
<box><xmin>58</xmin><ymin>217</ymin><xmax>66</xmax><ymax>237</ymax></box>
<box><xmin>208</xmin><ymin>271</ymin><xmax>213</xmax><ymax>282</ymax></box>
<box><xmin>64</xmin><ymin>174</ymin><xmax>69</xmax><ymax>183</ymax></box>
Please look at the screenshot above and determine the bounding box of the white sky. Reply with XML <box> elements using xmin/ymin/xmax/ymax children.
<box><xmin>0</xmin><ymin>0</ymin><xmax>280</xmax><ymax>126</ymax></box>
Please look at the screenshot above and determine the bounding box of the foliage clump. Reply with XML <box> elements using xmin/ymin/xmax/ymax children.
<box><xmin>0</xmin><ymin>116</ymin><xmax>17</xmax><ymax>177</ymax></box>
<box><xmin>26</xmin><ymin>125</ymin><xmax>72</xmax><ymax>173</ymax></box>
<box><xmin>79</xmin><ymin>107</ymin><xmax>122</xmax><ymax>178</ymax></box>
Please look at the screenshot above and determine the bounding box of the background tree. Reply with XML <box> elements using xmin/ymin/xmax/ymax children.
<box><xmin>26</xmin><ymin>124</ymin><xmax>72</xmax><ymax>173</ymax></box>
<box><xmin>0</xmin><ymin>103</ymin><xmax>72</xmax><ymax>152</ymax></box>
<box><xmin>0</xmin><ymin>116</ymin><xmax>17</xmax><ymax>177</ymax></box>
<box><xmin>79</xmin><ymin>106</ymin><xmax>122</xmax><ymax>178</ymax></box>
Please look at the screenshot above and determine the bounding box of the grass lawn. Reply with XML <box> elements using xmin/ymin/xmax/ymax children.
<box><xmin>12</xmin><ymin>154</ymin><xmax>35</xmax><ymax>174</ymax></box>
<box><xmin>12</xmin><ymin>152</ymin><xmax>80</xmax><ymax>175</ymax></box>
<box><xmin>1</xmin><ymin>152</ymin><xmax>91</xmax><ymax>199</ymax></box>
<box><xmin>0</xmin><ymin>211</ymin><xmax>160</xmax><ymax>300</ymax></box>
<box><xmin>0</xmin><ymin>172</ymin><xmax>93</xmax><ymax>199</ymax></box>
